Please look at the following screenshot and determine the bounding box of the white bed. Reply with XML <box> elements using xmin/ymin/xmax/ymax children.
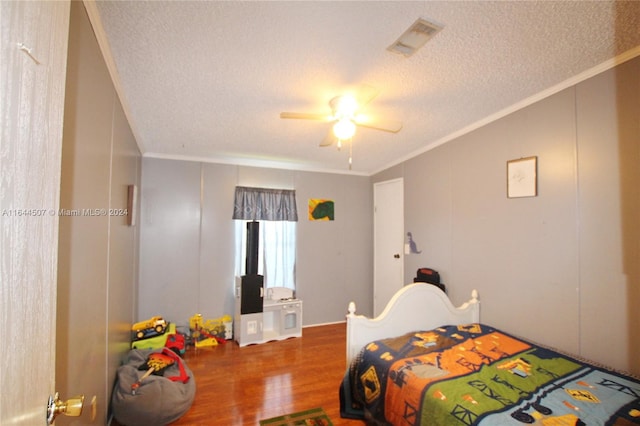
<box><xmin>341</xmin><ymin>283</ymin><xmax>640</xmax><ymax>426</ymax></box>
<box><xmin>345</xmin><ymin>283</ymin><xmax>480</xmax><ymax>365</ymax></box>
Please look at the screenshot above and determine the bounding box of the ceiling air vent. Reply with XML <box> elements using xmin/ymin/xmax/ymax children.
<box><xmin>387</xmin><ymin>18</ymin><xmax>443</xmax><ymax>57</ymax></box>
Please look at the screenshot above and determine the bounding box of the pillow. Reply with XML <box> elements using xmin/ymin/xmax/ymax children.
<box><xmin>111</xmin><ymin>349</ymin><xmax>196</xmax><ymax>426</ymax></box>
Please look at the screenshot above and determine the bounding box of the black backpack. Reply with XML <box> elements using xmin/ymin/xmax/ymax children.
<box><xmin>413</xmin><ymin>268</ymin><xmax>446</xmax><ymax>293</ymax></box>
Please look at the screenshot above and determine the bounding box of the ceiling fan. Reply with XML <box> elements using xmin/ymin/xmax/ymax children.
<box><xmin>279</xmin><ymin>85</ymin><xmax>403</xmax><ymax>160</ymax></box>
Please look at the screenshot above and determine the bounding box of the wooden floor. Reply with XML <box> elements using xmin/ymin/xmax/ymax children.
<box><xmin>124</xmin><ymin>323</ymin><xmax>365</xmax><ymax>425</ymax></box>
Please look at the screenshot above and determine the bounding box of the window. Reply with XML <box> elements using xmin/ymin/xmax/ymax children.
<box><xmin>232</xmin><ymin>186</ymin><xmax>298</xmax><ymax>290</ymax></box>
<box><xmin>234</xmin><ymin>220</ymin><xmax>296</xmax><ymax>290</ymax></box>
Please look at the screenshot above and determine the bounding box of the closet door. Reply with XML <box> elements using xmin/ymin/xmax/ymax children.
<box><xmin>373</xmin><ymin>178</ymin><xmax>404</xmax><ymax>316</ymax></box>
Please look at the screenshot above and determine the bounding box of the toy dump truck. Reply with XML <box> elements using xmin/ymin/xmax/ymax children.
<box><xmin>132</xmin><ymin>316</ymin><xmax>167</xmax><ymax>340</ymax></box>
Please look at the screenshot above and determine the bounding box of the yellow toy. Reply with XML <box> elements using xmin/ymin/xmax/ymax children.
<box><xmin>131</xmin><ymin>316</ymin><xmax>167</xmax><ymax>340</ymax></box>
<box><xmin>189</xmin><ymin>314</ymin><xmax>232</xmax><ymax>347</ymax></box>
<box><xmin>131</xmin><ymin>323</ymin><xmax>176</xmax><ymax>350</ymax></box>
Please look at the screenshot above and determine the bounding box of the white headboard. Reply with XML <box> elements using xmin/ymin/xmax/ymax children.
<box><xmin>346</xmin><ymin>283</ymin><xmax>479</xmax><ymax>365</ymax></box>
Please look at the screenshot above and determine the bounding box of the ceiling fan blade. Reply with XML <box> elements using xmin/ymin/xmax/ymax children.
<box><xmin>355</xmin><ymin>116</ymin><xmax>403</xmax><ymax>133</ymax></box>
<box><xmin>319</xmin><ymin>130</ymin><xmax>336</xmax><ymax>147</ymax></box>
<box><xmin>280</xmin><ymin>112</ymin><xmax>332</xmax><ymax>121</ymax></box>
<box><xmin>354</xmin><ymin>84</ymin><xmax>380</xmax><ymax>109</ymax></box>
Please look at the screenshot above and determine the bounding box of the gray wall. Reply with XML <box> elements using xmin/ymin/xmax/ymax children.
<box><xmin>139</xmin><ymin>161</ymin><xmax>373</xmax><ymax>327</ymax></box>
<box><xmin>56</xmin><ymin>2</ymin><xmax>141</xmax><ymax>423</ymax></box>
<box><xmin>137</xmin><ymin>56</ymin><xmax>637</xmax><ymax>375</ymax></box>
<box><xmin>373</xmin><ymin>56</ymin><xmax>639</xmax><ymax>375</ymax></box>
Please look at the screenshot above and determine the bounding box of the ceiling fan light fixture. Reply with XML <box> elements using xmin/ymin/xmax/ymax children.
<box><xmin>336</xmin><ymin>95</ymin><xmax>358</xmax><ymax>117</ymax></box>
<box><xmin>330</xmin><ymin>94</ymin><xmax>359</xmax><ymax>120</ymax></box>
<box><xmin>333</xmin><ymin>118</ymin><xmax>356</xmax><ymax>140</ymax></box>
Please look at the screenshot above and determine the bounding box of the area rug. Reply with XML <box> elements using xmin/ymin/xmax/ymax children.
<box><xmin>259</xmin><ymin>407</ymin><xmax>333</xmax><ymax>426</ymax></box>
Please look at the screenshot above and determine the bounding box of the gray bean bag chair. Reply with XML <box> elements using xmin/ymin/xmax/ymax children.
<box><xmin>111</xmin><ymin>348</ymin><xmax>196</xmax><ymax>426</ymax></box>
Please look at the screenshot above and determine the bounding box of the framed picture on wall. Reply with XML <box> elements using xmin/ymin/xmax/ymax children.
<box><xmin>507</xmin><ymin>156</ymin><xmax>537</xmax><ymax>198</ymax></box>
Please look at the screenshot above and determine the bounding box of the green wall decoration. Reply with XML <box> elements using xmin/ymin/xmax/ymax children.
<box><xmin>309</xmin><ymin>199</ymin><xmax>334</xmax><ymax>221</ymax></box>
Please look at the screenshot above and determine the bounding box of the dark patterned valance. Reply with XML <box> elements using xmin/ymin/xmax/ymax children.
<box><xmin>232</xmin><ymin>186</ymin><xmax>298</xmax><ymax>221</ymax></box>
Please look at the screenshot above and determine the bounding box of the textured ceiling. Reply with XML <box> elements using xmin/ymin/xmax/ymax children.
<box><xmin>90</xmin><ymin>1</ymin><xmax>640</xmax><ymax>175</ymax></box>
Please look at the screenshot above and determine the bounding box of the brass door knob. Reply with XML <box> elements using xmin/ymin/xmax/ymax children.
<box><xmin>47</xmin><ymin>392</ymin><xmax>84</xmax><ymax>424</ymax></box>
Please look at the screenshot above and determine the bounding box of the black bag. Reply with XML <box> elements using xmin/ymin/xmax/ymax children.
<box><xmin>414</xmin><ymin>268</ymin><xmax>446</xmax><ymax>293</ymax></box>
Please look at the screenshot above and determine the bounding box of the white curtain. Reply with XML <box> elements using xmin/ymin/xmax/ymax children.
<box><xmin>234</xmin><ymin>220</ymin><xmax>296</xmax><ymax>290</ymax></box>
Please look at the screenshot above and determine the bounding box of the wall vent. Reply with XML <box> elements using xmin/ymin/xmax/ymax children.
<box><xmin>387</xmin><ymin>18</ymin><xmax>443</xmax><ymax>57</ymax></box>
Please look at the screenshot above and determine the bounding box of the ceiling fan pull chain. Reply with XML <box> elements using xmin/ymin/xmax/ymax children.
<box><xmin>349</xmin><ymin>140</ymin><xmax>353</xmax><ymax>170</ymax></box>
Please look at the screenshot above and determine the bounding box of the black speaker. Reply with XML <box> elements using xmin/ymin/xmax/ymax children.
<box><xmin>241</xmin><ymin>274</ymin><xmax>264</xmax><ymax>314</ymax></box>
<box><xmin>246</xmin><ymin>221</ymin><xmax>259</xmax><ymax>275</ymax></box>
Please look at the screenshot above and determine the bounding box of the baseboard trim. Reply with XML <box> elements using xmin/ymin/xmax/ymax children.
<box><xmin>303</xmin><ymin>320</ymin><xmax>346</xmax><ymax>329</ymax></box>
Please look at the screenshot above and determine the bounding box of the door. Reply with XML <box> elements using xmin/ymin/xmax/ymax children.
<box><xmin>373</xmin><ymin>178</ymin><xmax>404</xmax><ymax>316</ymax></box>
<box><xmin>0</xmin><ymin>1</ymin><xmax>70</xmax><ymax>424</ymax></box>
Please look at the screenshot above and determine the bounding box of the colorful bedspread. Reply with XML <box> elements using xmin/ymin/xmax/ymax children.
<box><xmin>341</xmin><ymin>324</ymin><xmax>640</xmax><ymax>425</ymax></box>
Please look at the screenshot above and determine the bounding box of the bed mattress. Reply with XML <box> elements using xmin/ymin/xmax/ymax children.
<box><xmin>340</xmin><ymin>323</ymin><xmax>640</xmax><ymax>425</ymax></box>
